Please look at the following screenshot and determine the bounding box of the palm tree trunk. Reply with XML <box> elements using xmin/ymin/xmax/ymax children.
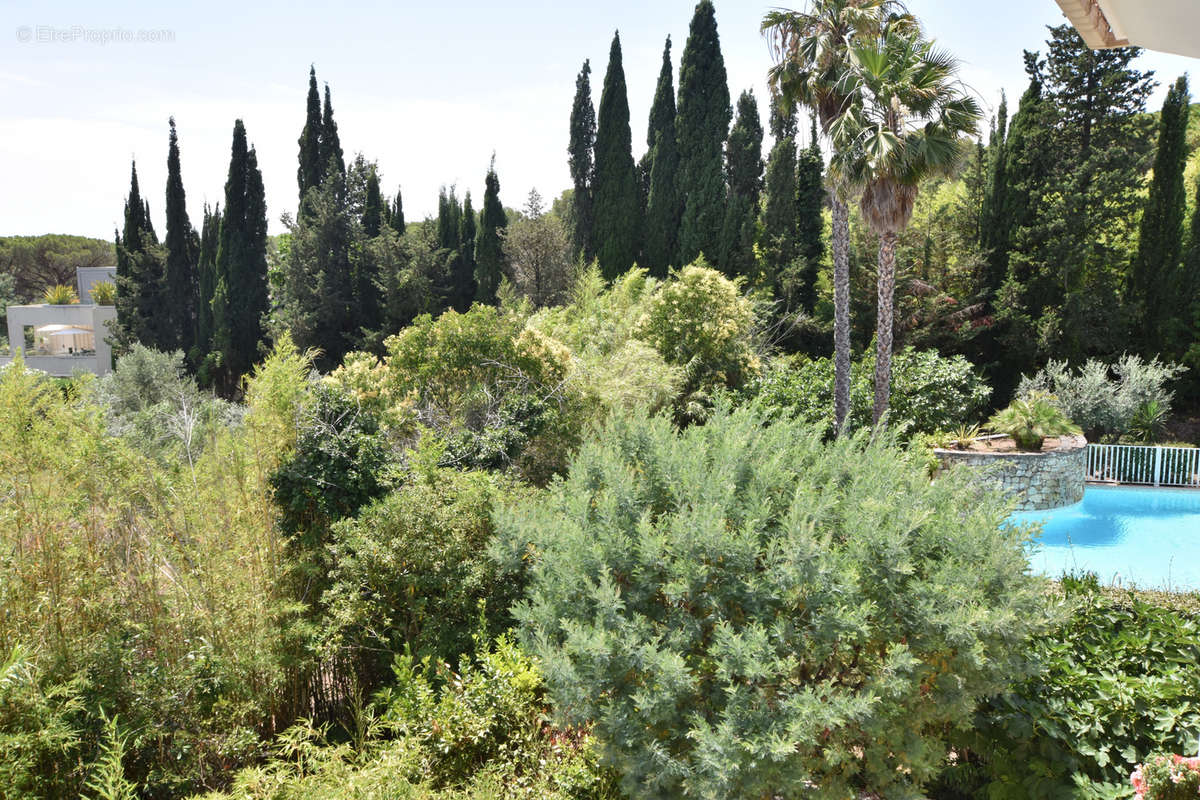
<box><xmin>832</xmin><ymin>196</ymin><xmax>851</xmax><ymax>436</ymax></box>
<box><xmin>873</xmin><ymin>231</ymin><xmax>897</xmax><ymax>427</ymax></box>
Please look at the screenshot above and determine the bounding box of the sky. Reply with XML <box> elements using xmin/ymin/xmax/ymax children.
<box><xmin>2</xmin><ymin>0</ymin><xmax>1199</xmax><ymax>243</ymax></box>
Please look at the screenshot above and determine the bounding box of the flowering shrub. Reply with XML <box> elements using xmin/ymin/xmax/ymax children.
<box><xmin>636</xmin><ymin>260</ymin><xmax>760</xmax><ymax>395</ymax></box>
<box><xmin>1132</xmin><ymin>754</ymin><xmax>1200</xmax><ymax>799</ymax></box>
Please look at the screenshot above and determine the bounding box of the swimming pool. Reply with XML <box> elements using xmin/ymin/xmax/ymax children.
<box><xmin>1010</xmin><ymin>485</ymin><xmax>1200</xmax><ymax>591</ymax></box>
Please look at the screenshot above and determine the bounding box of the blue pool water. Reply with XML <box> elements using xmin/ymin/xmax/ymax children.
<box><xmin>1010</xmin><ymin>486</ymin><xmax>1200</xmax><ymax>591</ymax></box>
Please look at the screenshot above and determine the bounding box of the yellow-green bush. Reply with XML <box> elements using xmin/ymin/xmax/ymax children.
<box><xmin>0</xmin><ymin>342</ymin><xmax>314</xmax><ymax>797</ymax></box>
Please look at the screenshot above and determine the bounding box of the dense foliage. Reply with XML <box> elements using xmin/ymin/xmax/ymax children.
<box><xmin>1018</xmin><ymin>355</ymin><xmax>1187</xmax><ymax>442</ymax></box>
<box><xmin>937</xmin><ymin>577</ymin><xmax>1200</xmax><ymax>800</ymax></box>
<box><xmin>497</xmin><ymin>403</ymin><xmax>1047</xmax><ymax>800</ymax></box>
<box><xmin>752</xmin><ymin>346</ymin><xmax>991</xmax><ymax>439</ymax></box>
<box><xmin>11</xmin><ymin>5</ymin><xmax>1200</xmax><ymax>798</ymax></box>
<box><xmin>198</xmin><ymin>638</ymin><xmax>618</xmax><ymax>800</ymax></box>
<box><xmin>324</xmin><ymin>448</ymin><xmax>527</xmax><ymax>680</ymax></box>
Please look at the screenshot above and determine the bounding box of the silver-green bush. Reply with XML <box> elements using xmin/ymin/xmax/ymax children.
<box><xmin>495</xmin><ymin>403</ymin><xmax>1047</xmax><ymax>799</ymax></box>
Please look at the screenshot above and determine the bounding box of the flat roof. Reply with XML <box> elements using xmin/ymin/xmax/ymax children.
<box><xmin>1054</xmin><ymin>0</ymin><xmax>1200</xmax><ymax>57</ymax></box>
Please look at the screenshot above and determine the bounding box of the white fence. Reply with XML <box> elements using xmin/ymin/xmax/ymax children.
<box><xmin>1086</xmin><ymin>444</ymin><xmax>1200</xmax><ymax>488</ymax></box>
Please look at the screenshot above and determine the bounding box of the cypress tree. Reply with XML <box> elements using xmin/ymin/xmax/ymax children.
<box><xmin>115</xmin><ymin>161</ymin><xmax>166</xmax><ymax>349</ymax></box>
<box><xmin>163</xmin><ymin>117</ymin><xmax>200</xmax><ymax>356</ymax></box>
<box><xmin>322</xmin><ymin>84</ymin><xmax>345</xmax><ymax>178</ymax></box>
<box><xmin>644</xmin><ymin>37</ymin><xmax>676</xmax><ymax>184</ymax></box>
<box><xmin>363</xmin><ymin>167</ymin><xmax>382</xmax><ymax>238</ymax></box>
<box><xmin>356</xmin><ymin>172</ymin><xmax>384</xmax><ymax>337</ymax></box>
<box><xmin>475</xmin><ymin>157</ymin><xmax>508</xmax><ymax>304</ymax></box>
<box><xmin>643</xmin><ymin>37</ymin><xmax>681</xmax><ymax>277</ymax></box>
<box><xmin>676</xmin><ymin>0</ymin><xmax>731</xmax><ymax>265</ymax></box>
<box><xmin>1131</xmin><ymin>74</ymin><xmax>1190</xmax><ymax>353</ymax></box>
<box><xmin>212</xmin><ymin>120</ymin><xmax>269</xmax><ymax>386</ymax></box>
<box><xmin>592</xmin><ymin>31</ymin><xmax>642</xmax><ymax>279</ymax></box>
<box><xmin>717</xmin><ymin>89</ymin><xmax>763</xmax><ymax>279</ymax></box>
<box><xmin>298</xmin><ymin>66</ymin><xmax>323</xmax><ymax>204</ymax></box>
<box><xmin>438</xmin><ymin>186</ymin><xmax>475</xmax><ymax>311</ymax></box>
<box><xmin>460</xmin><ymin>190</ymin><xmax>477</xmax><ymax>302</ymax></box>
<box><xmin>568</xmin><ymin>60</ymin><xmax>596</xmax><ymax>261</ymax></box>
<box><xmin>196</xmin><ymin>203</ymin><xmax>220</xmax><ymax>356</ymax></box>
<box><xmin>762</xmin><ymin>103</ymin><xmax>799</xmax><ymax>305</ymax></box>
<box><xmin>794</xmin><ymin>117</ymin><xmax>825</xmax><ymax>312</ymax></box>
<box><xmin>391</xmin><ymin>186</ymin><xmax>406</xmax><ymax>234</ymax></box>
<box><xmin>1185</xmin><ymin>172</ymin><xmax>1200</xmax><ymax>357</ymax></box>
<box><xmin>979</xmin><ymin>92</ymin><xmax>1009</xmax><ymax>296</ymax></box>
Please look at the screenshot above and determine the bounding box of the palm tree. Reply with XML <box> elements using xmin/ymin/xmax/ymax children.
<box><xmin>763</xmin><ymin>0</ymin><xmax>909</xmax><ymax>436</ymax></box>
<box><xmin>830</xmin><ymin>26</ymin><xmax>979</xmax><ymax>426</ymax></box>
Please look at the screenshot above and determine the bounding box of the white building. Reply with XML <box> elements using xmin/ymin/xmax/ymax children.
<box><xmin>1</xmin><ymin>266</ymin><xmax>118</xmax><ymax>377</ymax></box>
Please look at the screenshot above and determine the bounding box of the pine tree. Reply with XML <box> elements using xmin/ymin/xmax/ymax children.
<box><xmin>322</xmin><ymin>84</ymin><xmax>345</xmax><ymax>178</ymax></box>
<box><xmin>212</xmin><ymin>120</ymin><xmax>269</xmax><ymax>386</ymax></box>
<box><xmin>298</xmin><ymin>66</ymin><xmax>323</xmax><ymax>204</ymax></box>
<box><xmin>568</xmin><ymin>60</ymin><xmax>597</xmax><ymax>262</ymax></box>
<box><xmin>795</xmin><ymin>117</ymin><xmax>824</xmax><ymax>312</ymax></box>
<box><xmin>196</xmin><ymin>203</ymin><xmax>220</xmax><ymax>356</ymax></box>
<box><xmin>1033</xmin><ymin>28</ymin><xmax>1153</xmax><ymax>359</ymax></box>
<box><xmin>163</xmin><ymin>117</ymin><xmax>201</xmax><ymax>356</ymax></box>
<box><xmin>460</xmin><ymin>190</ymin><xmax>477</xmax><ymax>304</ymax></box>
<box><xmin>718</xmin><ymin>89</ymin><xmax>763</xmax><ymax>279</ymax></box>
<box><xmin>989</xmin><ymin>37</ymin><xmax>1152</xmax><ymax>398</ymax></box>
<box><xmin>1131</xmin><ymin>74</ymin><xmax>1190</xmax><ymax>354</ymax></box>
<box><xmin>363</xmin><ymin>167</ymin><xmax>382</xmax><ymax>238</ymax></box>
<box><xmin>676</xmin><ymin>0</ymin><xmax>731</xmax><ymax>265</ymax></box>
<box><xmin>475</xmin><ymin>157</ymin><xmax>508</xmax><ymax>304</ymax></box>
<box><xmin>643</xmin><ymin>37</ymin><xmax>681</xmax><ymax>277</ymax></box>
<box><xmin>115</xmin><ymin>161</ymin><xmax>166</xmax><ymax>350</ymax></box>
<box><xmin>592</xmin><ymin>32</ymin><xmax>642</xmax><ymax>279</ymax></box>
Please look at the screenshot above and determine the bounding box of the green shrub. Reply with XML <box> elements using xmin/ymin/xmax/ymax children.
<box><xmin>42</xmin><ymin>283</ymin><xmax>79</xmax><ymax>304</ymax></box>
<box><xmin>1130</xmin><ymin>399</ymin><xmax>1169</xmax><ymax>443</ymax></box>
<box><xmin>0</xmin><ymin>645</ymin><xmax>86</xmax><ymax>800</ymax></box>
<box><xmin>938</xmin><ymin>580</ymin><xmax>1200</xmax><ymax>800</ymax></box>
<box><xmin>1018</xmin><ymin>355</ymin><xmax>1186</xmax><ymax>442</ymax></box>
<box><xmin>329</xmin><ymin>305</ymin><xmax>581</xmax><ymax>484</ymax></box>
<box><xmin>323</xmin><ymin>443</ymin><xmax>529</xmax><ymax>679</ymax></box>
<box><xmin>530</xmin><ymin>266</ymin><xmax>682</xmax><ymax>416</ymax></box>
<box><xmin>270</xmin><ymin>380</ymin><xmax>395</xmax><ymax>647</ymax></box>
<box><xmin>752</xmin><ymin>346</ymin><xmax>991</xmax><ymax>440</ymax></box>
<box><xmin>199</xmin><ymin>638</ymin><xmax>618</xmax><ymax>800</ymax></box>
<box><xmin>89</xmin><ymin>280</ymin><xmax>117</xmax><ymax>306</ymax></box>
<box><xmin>92</xmin><ymin>344</ymin><xmax>239</xmax><ymax>464</ymax></box>
<box><xmin>496</xmin><ymin>403</ymin><xmax>1047</xmax><ymax>799</ymax></box>
<box><xmin>987</xmin><ymin>391</ymin><xmax>1082</xmax><ymax>451</ymax></box>
<box><xmin>635</xmin><ymin>260</ymin><xmax>760</xmax><ymax>418</ymax></box>
<box><xmin>0</xmin><ymin>352</ymin><xmax>292</xmax><ymax>798</ymax></box>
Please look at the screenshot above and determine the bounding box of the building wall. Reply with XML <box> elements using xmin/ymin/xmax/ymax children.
<box><xmin>2</xmin><ymin>303</ymin><xmax>117</xmax><ymax>376</ymax></box>
<box><xmin>936</xmin><ymin>435</ymin><xmax>1087</xmax><ymax>511</ymax></box>
<box><xmin>77</xmin><ymin>266</ymin><xmax>118</xmax><ymax>304</ymax></box>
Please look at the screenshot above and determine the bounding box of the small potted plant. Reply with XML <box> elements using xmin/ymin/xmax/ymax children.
<box><xmin>1132</xmin><ymin>753</ymin><xmax>1200</xmax><ymax>799</ymax></box>
<box><xmin>986</xmin><ymin>391</ymin><xmax>1081</xmax><ymax>451</ymax></box>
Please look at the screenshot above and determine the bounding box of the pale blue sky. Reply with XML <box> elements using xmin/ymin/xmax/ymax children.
<box><xmin>2</xmin><ymin>0</ymin><xmax>1197</xmax><ymax>240</ymax></box>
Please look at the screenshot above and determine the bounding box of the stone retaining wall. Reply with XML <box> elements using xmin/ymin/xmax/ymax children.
<box><xmin>935</xmin><ymin>434</ymin><xmax>1087</xmax><ymax>511</ymax></box>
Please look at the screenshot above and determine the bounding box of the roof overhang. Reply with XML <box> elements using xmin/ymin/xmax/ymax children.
<box><xmin>1054</xmin><ymin>0</ymin><xmax>1200</xmax><ymax>57</ymax></box>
